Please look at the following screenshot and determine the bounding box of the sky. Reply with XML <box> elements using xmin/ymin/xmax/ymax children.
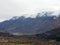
<box><xmin>0</xmin><ymin>0</ymin><xmax>60</xmax><ymax>21</ymax></box>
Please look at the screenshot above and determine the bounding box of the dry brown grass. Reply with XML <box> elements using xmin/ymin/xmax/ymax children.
<box><xmin>0</xmin><ymin>42</ymin><xmax>34</xmax><ymax>45</ymax></box>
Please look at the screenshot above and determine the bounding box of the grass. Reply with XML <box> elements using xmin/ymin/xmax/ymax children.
<box><xmin>0</xmin><ymin>40</ymin><xmax>60</xmax><ymax>45</ymax></box>
<box><xmin>0</xmin><ymin>42</ymin><xmax>34</xmax><ymax>45</ymax></box>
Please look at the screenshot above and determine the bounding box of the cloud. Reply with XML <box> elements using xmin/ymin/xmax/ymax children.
<box><xmin>0</xmin><ymin>0</ymin><xmax>60</xmax><ymax>21</ymax></box>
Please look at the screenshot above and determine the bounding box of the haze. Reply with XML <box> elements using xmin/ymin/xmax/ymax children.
<box><xmin>0</xmin><ymin>0</ymin><xmax>60</xmax><ymax>21</ymax></box>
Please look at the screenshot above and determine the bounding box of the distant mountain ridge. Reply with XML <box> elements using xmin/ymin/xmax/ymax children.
<box><xmin>0</xmin><ymin>12</ymin><xmax>60</xmax><ymax>35</ymax></box>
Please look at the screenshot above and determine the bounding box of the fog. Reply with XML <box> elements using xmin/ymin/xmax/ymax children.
<box><xmin>0</xmin><ymin>0</ymin><xmax>60</xmax><ymax>21</ymax></box>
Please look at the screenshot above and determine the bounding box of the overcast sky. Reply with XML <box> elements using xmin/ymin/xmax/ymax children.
<box><xmin>0</xmin><ymin>0</ymin><xmax>60</xmax><ymax>21</ymax></box>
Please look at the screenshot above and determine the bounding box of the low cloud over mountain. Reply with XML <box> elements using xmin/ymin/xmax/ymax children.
<box><xmin>0</xmin><ymin>12</ymin><xmax>60</xmax><ymax>35</ymax></box>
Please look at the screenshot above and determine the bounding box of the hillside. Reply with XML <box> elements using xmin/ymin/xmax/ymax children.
<box><xmin>44</xmin><ymin>28</ymin><xmax>60</xmax><ymax>36</ymax></box>
<box><xmin>0</xmin><ymin>12</ymin><xmax>60</xmax><ymax>35</ymax></box>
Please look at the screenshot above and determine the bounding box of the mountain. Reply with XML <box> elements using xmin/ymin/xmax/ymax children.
<box><xmin>44</xmin><ymin>27</ymin><xmax>60</xmax><ymax>41</ymax></box>
<box><xmin>0</xmin><ymin>32</ymin><xmax>14</xmax><ymax>37</ymax></box>
<box><xmin>0</xmin><ymin>12</ymin><xmax>60</xmax><ymax>35</ymax></box>
<box><xmin>44</xmin><ymin>28</ymin><xmax>60</xmax><ymax>36</ymax></box>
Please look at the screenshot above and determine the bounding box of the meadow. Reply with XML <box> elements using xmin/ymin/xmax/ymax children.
<box><xmin>0</xmin><ymin>40</ymin><xmax>60</xmax><ymax>45</ymax></box>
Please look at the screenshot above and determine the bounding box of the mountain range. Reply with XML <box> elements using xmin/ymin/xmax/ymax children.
<box><xmin>0</xmin><ymin>12</ymin><xmax>60</xmax><ymax>35</ymax></box>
